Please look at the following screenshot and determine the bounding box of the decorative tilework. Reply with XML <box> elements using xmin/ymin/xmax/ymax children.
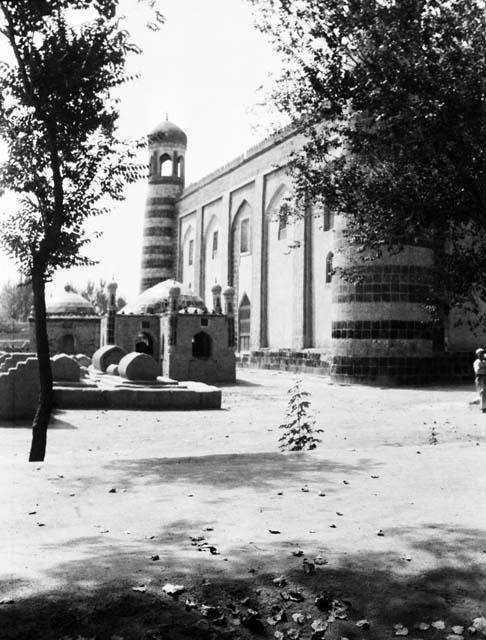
<box><xmin>331</xmin><ymin>320</ymin><xmax>434</xmax><ymax>340</ymax></box>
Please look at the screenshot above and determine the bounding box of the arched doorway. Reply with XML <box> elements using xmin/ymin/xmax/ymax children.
<box><xmin>61</xmin><ymin>334</ymin><xmax>74</xmax><ymax>355</ymax></box>
<box><xmin>135</xmin><ymin>332</ymin><xmax>153</xmax><ymax>356</ymax></box>
<box><xmin>238</xmin><ymin>294</ymin><xmax>251</xmax><ymax>351</ymax></box>
<box><xmin>192</xmin><ymin>331</ymin><xmax>212</xmax><ymax>359</ymax></box>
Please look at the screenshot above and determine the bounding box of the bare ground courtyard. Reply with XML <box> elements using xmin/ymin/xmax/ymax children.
<box><xmin>1</xmin><ymin>369</ymin><xmax>486</xmax><ymax>640</ymax></box>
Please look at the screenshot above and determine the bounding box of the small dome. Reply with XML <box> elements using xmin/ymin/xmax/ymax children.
<box><xmin>148</xmin><ymin>119</ymin><xmax>187</xmax><ymax>147</ymax></box>
<box><xmin>46</xmin><ymin>291</ymin><xmax>96</xmax><ymax>316</ymax></box>
<box><xmin>119</xmin><ymin>279</ymin><xmax>204</xmax><ymax>315</ymax></box>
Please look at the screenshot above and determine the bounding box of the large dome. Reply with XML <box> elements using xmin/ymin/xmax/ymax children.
<box><xmin>119</xmin><ymin>279</ymin><xmax>204</xmax><ymax>315</ymax></box>
<box><xmin>148</xmin><ymin>119</ymin><xmax>187</xmax><ymax>147</ymax></box>
<box><xmin>46</xmin><ymin>291</ymin><xmax>96</xmax><ymax>316</ymax></box>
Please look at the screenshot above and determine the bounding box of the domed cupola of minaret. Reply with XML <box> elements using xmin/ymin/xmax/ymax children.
<box><xmin>140</xmin><ymin>116</ymin><xmax>187</xmax><ymax>293</ymax></box>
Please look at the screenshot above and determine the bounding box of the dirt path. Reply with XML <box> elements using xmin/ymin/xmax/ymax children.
<box><xmin>1</xmin><ymin>370</ymin><xmax>485</xmax><ymax>639</ymax></box>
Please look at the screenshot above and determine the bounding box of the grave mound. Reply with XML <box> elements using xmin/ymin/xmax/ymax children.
<box><xmin>118</xmin><ymin>352</ymin><xmax>159</xmax><ymax>381</ymax></box>
<box><xmin>92</xmin><ymin>345</ymin><xmax>126</xmax><ymax>373</ymax></box>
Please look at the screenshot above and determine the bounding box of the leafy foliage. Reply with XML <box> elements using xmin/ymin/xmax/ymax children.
<box><xmin>0</xmin><ymin>280</ymin><xmax>32</xmax><ymax>321</ymax></box>
<box><xmin>250</xmin><ymin>0</ymin><xmax>486</xmax><ymax>319</ymax></box>
<box><xmin>65</xmin><ymin>280</ymin><xmax>126</xmax><ymax>314</ymax></box>
<box><xmin>278</xmin><ymin>378</ymin><xmax>322</xmax><ymax>451</ymax></box>
<box><xmin>0</xmin><ymin>0</ymin><xmax>148</xmax><ymax>278</ymax></box>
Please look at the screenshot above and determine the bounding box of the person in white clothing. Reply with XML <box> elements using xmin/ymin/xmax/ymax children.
<box><xmin>473</xmin><ymin>348</ymin><xmax>486</xmax><ymax>412</ymax></box>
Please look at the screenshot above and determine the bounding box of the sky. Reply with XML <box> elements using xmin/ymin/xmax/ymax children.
<box><xmin>0</xmin><ymin>0</ymin><xmax>284</xmax><ymax>302</ymax></box>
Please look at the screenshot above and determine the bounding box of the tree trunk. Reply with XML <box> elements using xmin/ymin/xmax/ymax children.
<box><xmin>29</xmin><ymin>268</ymin><xmax>53</xmax><ymax>462</ymax></box>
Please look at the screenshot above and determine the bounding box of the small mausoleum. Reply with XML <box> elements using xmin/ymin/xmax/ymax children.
<box><xmin>101</xmin><ymin>279</ymin><xmax>236</xmax><ymax>382</ymax></box>
<box><xmin>29</xmin><ymin>289</ymin><xmax>101</xmax><ymax>357</ymax></box>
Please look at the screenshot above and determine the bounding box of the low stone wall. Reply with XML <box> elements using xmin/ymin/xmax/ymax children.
<box><xmin>237</xmin><ymin>349</ymin><xmax>474</xmax><ymax>385</ymax></box>
<box><xmin>54</xmin><ymin>383</ymin><xmax>221</xmax><ymax>410</ymax></box>
<box><xmin>237</xmin><ymin>349</ymin><xmax>331</xmax><ymax>376</ymax></box>
<box><xmin>330</xmin><ymin>352</ymin><xmax>473</xmax><ymax>386</ymax></box>
<box><xmin>0</xmin><ymin>356</ymin><xmax>40</xmax><ymax>420</ymax></box>
<box><xmin>0</xmin><ymin>351</ymin><xmax>222</xmax><ymax>420</ymax></box>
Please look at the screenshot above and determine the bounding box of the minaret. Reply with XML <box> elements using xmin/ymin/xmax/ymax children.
<box><xmin>140</xmin><ymin>116</ymin><xmax>187</xmax><ymax>292</ymax></box>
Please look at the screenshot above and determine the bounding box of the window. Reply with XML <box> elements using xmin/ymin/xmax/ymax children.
<box><xmin>277</xmin><ymin>213</ymin><xmax>287</xmax><ymax>240</ymax></box>
<box><xmin>160</xmin><ymin>153</ymin><xmax>172</xmax><ymax>177</ymax></box>
<box><xmin>240</xmin><ymin>218</ymin><xmax>250</xmax><ymax>253</ymax></box>
<box><xmin>188</xmin><ymin>239</ymin><xmax>194</xmax><ymax>265</ymax></box>
<box><xmin>323</xmin><ymin>205</ymin><xmax>333</xmax><ymax>232</ymax></box>
<box><xmin>238</xmin><ymin>294</ymin><xmax>251</xmax><ymax>351</ymax></box>
<box><xmin>192</xmin><ymin>331</ymin><xmax>212</xmax><ymax>359</ymax></box>
<box><xmin>325</xmin><ymin>251</ymin><xmax>334</xmax><ymax>283</ymax></box>
<box><xmin>212</xmin><ymin>230</ymin><xmax>218</xmax><ymax>259</ymax></box>
<box><xmin>177</xmin><ymin>156</ymin><xmax>184</xmax><ymax>178</ymax></box>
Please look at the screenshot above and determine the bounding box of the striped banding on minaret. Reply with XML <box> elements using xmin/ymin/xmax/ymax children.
<box><xmin>140</xmin><ymin>118</ymin><xmax>187</xmax><ymax>293</ymax></box>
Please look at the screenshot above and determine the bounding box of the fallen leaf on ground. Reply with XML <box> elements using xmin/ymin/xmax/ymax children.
<box><xmin>162</xmin><ymin>583</ymin><xmax>185</xmax><ymax>598</ymax></box>
<box><xmin>415</xmin><ymin>622</ymin><xmax>430</xmax><ymax>630</ymax></box>
<box><xmin>201</xmin><ymin>604</ymin><xmax>222</xmax><ymax>619</ymax></box>
<box><xmin>318</xmin><ymin>491</ymin><xmax>326</xmax><ymax>496</ymax></box>
<box><xmin>131</xmin><ymin>585</ymin><xmax>147</xmax><ymax>593</ymax></box>
<box><xmin>274</xmin><ymin>632</ymin><xmax>284</xmax><ymax>640</ymax></box>
<box><xmin>446</xmin><ymin>635</ymin><xmax>464</xmax><ymax>640</ymax></box>
<box><xmin>311</xmin><ymin>619</ymin><xmax>328</xmax><ymax>632</ymax></box>
<box><xmin>273</xmin><ymin>575</ymin><xmax>287</xmax><ymax>587</ymax></box>
<box><xmin>314</xmin><ymin>555</ymin><xmax>328</xmax><ymax>565</ymax></box>
<box><xmin>472</xmin><ymin>618</ymin><xmax>486</xmax><ymax>633</ymax></box>
<box><xmin>287</xmin><ymin>629</ymin><xmax>300</xmax><ymax>639</ymax></box>
<box><xmin>393</xmin><ymin>623</ymin><xmax>409</xmax><ymax>636</ymax></box>
<box><xmin>281</xmin><ymin>590</ymin><xmax>305</xmax><ymax>602</ymax></box>
<box><xmin>292</xmin><ymin>549</ymin><xmax>304</xmax><ymax>557</ymax></box>
<box><xmin>356</xmin><ymin>619</ymin><xmax>370</xmax><ymax>629</ymax></box>
<box><xmin>185</xmin><ymin>599</ymin><xmax>197</xmax><ymax>610</ymax></box>
<box><xmin>292</xmin><ymin>612</ymin><xmax>305</xmax><ymax>624</ymax></box>
<box><xmin>376</xmin><ymin>529</ymin><xmax>385</xmax><ymax>536</ymax></box>
<box><xmin>108</xmin><ymin>488</ymin><xmax>116</xmax><ymax>493</ymax></box>
<box><xmin>452</xmin><ymin>626</ymin><xmax>464</xmax><ymax>634</ymax></box>
<box><xmin>432</xmin><ymin>620</ymin><xmax>445</xmax><ymax>630</ymax></box>
<box><xmin>268</xmin><ymin>529</ymin><xmax>281</xmax><ymax>534</ymax></box>
<box><xmin>268</xmin><ymin>605</ymin><xmax>286</xmax><ymax>624</ymax></box>
<box><xmin>150</xmin><ymin>554</ymin><xmax>159</xmax><ymax>561</ymax></box>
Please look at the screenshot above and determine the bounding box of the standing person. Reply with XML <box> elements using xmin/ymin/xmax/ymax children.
<box><xmin>473</xmin><ymin>348</ymin><xmax>486</xmax><ymax>412</ymax></box>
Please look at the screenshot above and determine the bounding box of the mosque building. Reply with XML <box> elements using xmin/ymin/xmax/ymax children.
<box><xmin>35</xmin><ymin>117</ymin><xmax>477</xmax><ymax>385</ymax></box>
<box><xmin>142</xmin><ymin>117</ymin><xmax>476</xmax><ymax>385</ymax></box>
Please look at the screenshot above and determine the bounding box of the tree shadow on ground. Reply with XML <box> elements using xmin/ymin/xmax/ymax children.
<box><xmin>0</xmin><ymin>417</ymin><xmax>77</xmax><ymax>430</ymax></box>
<box><xmin>1</xmin><ymin>523</ymin><xmax>486</xmax><ymax>640</ymax></box>
<box><xmin>88</xmin><ymin>452</ymin><xmax>381</xmax><ymax>493</ymax></box>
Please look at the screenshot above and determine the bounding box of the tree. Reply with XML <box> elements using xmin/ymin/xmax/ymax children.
<box><xmin>278</xmin><ymin>378</ymin><xmax>322</xmax><ymax>451</ymax></box>
<box><xmin>0</xmin><ymin>280</ymin><xmax>33</xmax><ymax>321</ymax></box>
<box><xmin>65</xmin><ymin>279</ymin><xmax>126</xmax><ymax>314</ymax></box>
<box><xmin>0</xmin><ymin>0</ymin><xmax>161</xmax><ymax>461</ymax></box>
<box><xmin>250</xmin><ymin>0</ymin><xmax>486</xmax><ymax>324</ymax></box>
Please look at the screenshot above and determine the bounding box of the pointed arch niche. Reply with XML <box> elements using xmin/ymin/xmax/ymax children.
<box><xmin>230</xmin><ymin>200</ymin><xmax>253</xmax><ymax>351</ymax></box>
<box><xmin>264</xmin><ymin>184</ymin><xmax>293</xmax><ymax>348</ymax></box>
<box><xmin>180</xmin><ymin>224</ymin><xmax>195</xmax><ymax>290</ymax></box>
<box><xmin>203</xmin><ymin>214</ymin><xmax>222</xmax><ymax>307</ymax></box>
